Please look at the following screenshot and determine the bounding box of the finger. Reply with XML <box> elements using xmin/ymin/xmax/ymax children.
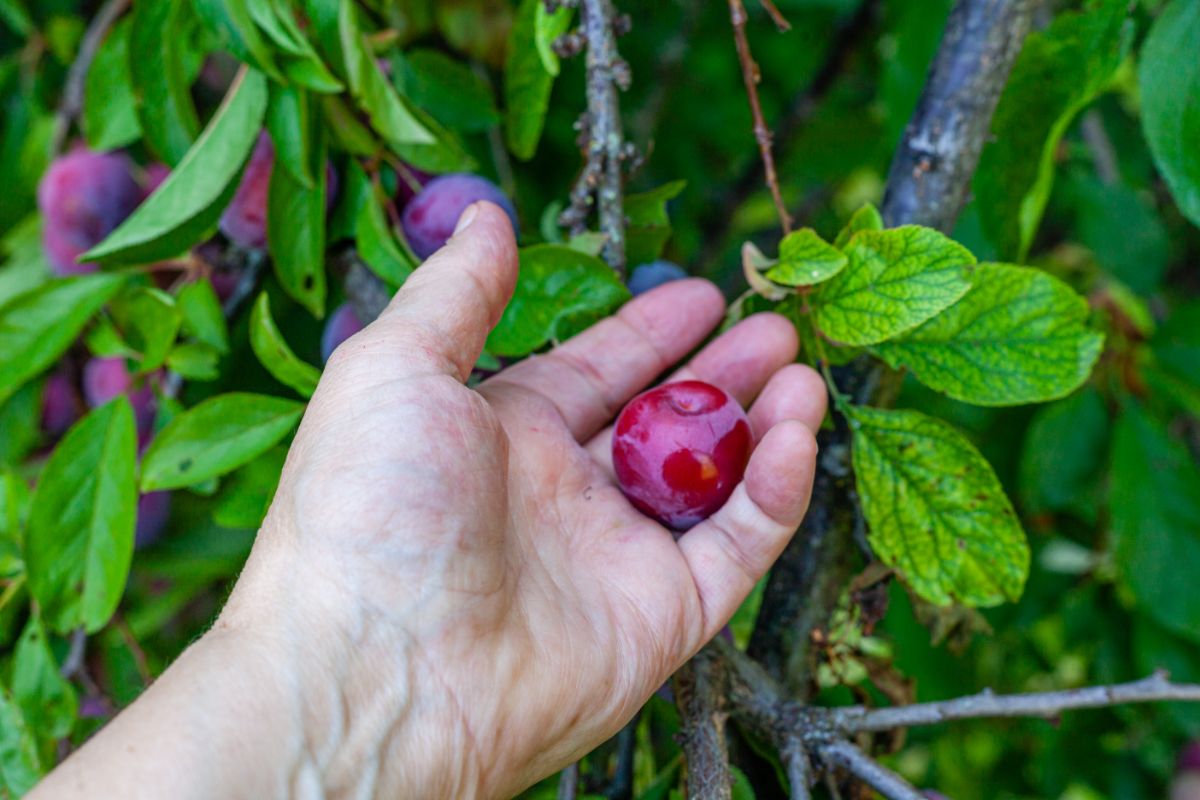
<box><xmin>746</xmin><ymin>363</ymin><xmax>827</xmax><ymax>442</ymax></box>
<box><xmin>483</xmin><ymin>279</ymin><xmax>725</xmax><ymax>440</ymax></box>
<box><xmin>584</xmin><ymin>312</ymin><xmax>800</xmax><ymax>468</ymax></box>
<box><xmin>678</xmin><ymin>420</ymin><xmax>818</xmax><ymax>644</ymax></box>
<box><xmin>351</xmin><ymin>202</ymin><xmax>518</xmax><ymax>381</ymax></box>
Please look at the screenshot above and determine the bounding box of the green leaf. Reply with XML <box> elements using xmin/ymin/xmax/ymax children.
<box><xmin>267</xmin><ymin>124</ymin><xmax>328</xmax><ymax>317</ymax></box>
<box><xmin>110</xmin><ymin>287</ymin><xmax>182</xmax><ymax>372</ymax></box>
<box><xmin>83</xmin><ymin>68</ymin><xmax>269</xmax><ymax>266</ymax></box>
<box><xmin>1018</xmin><ymin>387</ymin><xmax>1109</xmax><ymax>523</ymax></box>
<box><xmin>397</xmin><ymin>48</ymin><xmax>500</xmax><ymax>133</ymax></box>
<box><xmin>848</xmin><ymin>405</ymin><xmax>1029</xmax><ymax>606</ymax></box>
<box><xmin>140</xmin><ymin>393</ymin><xmax>305</xmax><ymax>491</ymax></box>
<box><xmin>166</xmin><ymin>341</ymin><xmax>222</xmax><ymax>381</ymax></box>
<box><xmin>249</xmin><ymin>293</ymin><xmax>321</xmax><ymax>398</ymax></box>
<box><xmin>339</xmin><ymin>5</ymin><xmax>429</xmax><ymax>141</ymax></box>
<box><xmin>487</xmin><ymin>245</ymin><xmax>630</xmax><ymax>357</ymax></box>
<box><xmin>0</xmin><ymin>0</ymin><xmax>32</xmax><ymax>37</ymax></box>
<box><xmin>0</xmin><ymin>689</ymin><xmax>41</xmax><ymax>796</ymax></box>
<box><xmin>349</xmin><ymin>162</ymin><xmax>415</xmax><ymax>286</ymax></box>
<box><xmin>82</xmin><ymin>19</ymin><xmax>141</xmax><ymax>150</ymax></box>
<box><xmin>832</xmin><ymin>203</ymin><xmax>884</xmax><ymax>249</ymax></box>
<box><xmin>974</xmin><ymin>1</ymin><xmax>1130</xmax><ymax>259</ymax></box>
<box><xmin>0</xmin><ymin>382</ymin><xmax>41</xmax><ymax>470</ymax></box>
<box><xmin>1066</xmin><ymin>176</ymin><xmax>1170</xmax><ymax>294</ymax></box>
<box><xmin>212</xmin><ymin>445</ymin><xmax>286</xmax><ymax>529</ymax></box>
<box><xmin>192</xmin><ymin>0</ymin><xmax>284</xmax><ymax>83</ymax></box>
<box><xmin>813</xmin><ymin>226</ymin><xmax>974</xmax><ymax>346</ymax></box>
<box><xmin>25</xmin><ymin>399</ymin><xmax>138</xmax><ymax>634</ymax></box>
<box><xmin>764</xmin><ymin>228</ymin><xmax>847</xmax><ymax>287</ymax></box>
<box><xmin>12</xmin><ymin>615</ymin><xmax>78</xmax><ymax>740</ymax></box>
<box><xmin>0</xmin><ymin>273</ymin><xmax>126</xmax><ymax>404</ymax></box>
<box><xmin>625</xmin><ymin>181</ymin><xmax>686</xmax><ymax>267</ymax></box>
<box><xmin>0</xmin><ymin>215</ymin><xmax>52</xmax><ymax>302</ymax></box>
<box><xmin>505</xmin><ymin>0</ymin><xmax>568</xmax><ymax>159</ymax></box>
<box><xmin>248</xmin><ymin>0</ymin><xmax>343</xmax><ymax>92</ymax></box>
<box><xmin>1139</xmin><ymin>0</ymin><xmax>1200</xmax><ymax>228</ymax></box>
<box><xmin>1110</xmin><ymin>401</ymin><xmax>1200</xmax><ymax>643</ymax></box>
<box><xmin>177</xmin><ymin>279</ymin><xmax>229</xmax><ymax>353</ymax></box>
<box><xmin>1134</xmin><ymin>618</ymin><xmax>1200</xmax><ymax>735</ymax></box>
<box><xmin>873</xmin><ymin>263</ymin><xmax>1103</xmax><ymax>405</ymax></box>
<box><xmin>130</xmin><ymin>0</ymin><xmax>201</xmax><ymax>165</ymax></box>
<box><xmin>266</xmin><ymin>84</ymin><xmax>319</xmax><ymax>188</ymax></box>
<box><xmin>0</xmin><ymin>466</ymin><xmax>30</xmax><ymax>575</ymax></box>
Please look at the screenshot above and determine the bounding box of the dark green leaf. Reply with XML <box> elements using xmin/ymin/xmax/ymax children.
<box><xmin>12</xmin><ymin>615</ymin><xmax>78</xmax><ymax>740</ymax></box>
<box><xmin>249</xmin><ymin>293</ymin><xmax>321</xmax><ymax>397</ymax></box>
<box><xmin>140</xmin><ymin>393</ymin><xmax>305</xmax><ymax>491</ymax></box>
<box><xmin>0</xmin><ymin>215</ymin><xmax>52</xmax><ymax>302</ymax></box>
<box><xmin>874</xmin><ymin>263</ymin><xmax>1104</xmax><ymax>405</ymax></box>
<box><xmin>849</xmin><ymin>405</ymin><xmax>1029</xmax><ymax>606</ymax></box>
<box><xmin>0</xmin><ymin>0</ymin><xmax>32</xmax><ymax>37</ymax></box>
<box><xmin>192</xmin><ymin>0</ymin><xmax>285</xmax><ymax>82</ymax></box>
<box><xmin>0</xmin><ymin>466</ymin><xmax>30</xmax><ymax>575</ymax></box>
<box><xmin>248</xmin><ymin>0</ymin><xmax>343</xmax><ymax>92</ymax></box>
<box><xmin>352</xmin><ymin>165</ymin><xmax>415</xmax><ymax>287</ymax></box>
<box><xmin>266</xmin><ymin>84</ymin><xmax>319</xmax><ymax>188</ymax></box>
<box><xmin>212</xmin><ymin>446</ymin><xmax>286</xmax><ymax>529</ymax></box>
<box><xmin>487</xmin><ymin>245</ymin><xmax>630</xmax><ymax>357</ymax></box>
<box><xmin>625</xmin><ymin>181</ymin><xmax>686</xmax><ymax>267</ymax></box>
<box><xmin>0</xmin><ymin>381</ymin><xmax>40</xmax><ymax>469</ymax></box>
<box><xmin>82</xmin><ymin>19</ymin><xmax>141</xmax><ymax>150</ymax></box>
<box><xmin>1138</xmin><ymin>0</ymin><xmax>1200</xmax><ymax>228</ymax></box>
<box><xmin>177</xmin><ymin>279</ymin><xmax>229</xmax><ymax>353</ymax></box>
<box><xmin>398</xmin><ymin>48</ymin><xmax>499</xmax><ymax>133</ymax></box>
<box><xmin>764</xmin><ymin>228</ymin><xmax>847</xmax><ymax>287</ymax></box>
<box><xmin>267</xmin><ymin>124</ymin><xmax>328</xmax><ymax>317</ymax></box>
<box><xmin>0</xmin><ymin>273</ymin><xmax>126</xmax><ymax>404</ymax></box>
<box><xmin>25</xmin><ymin>399</ymin><xmax>138</xmax><ymax>633</ymax></box>
<box><xmin>1067</xmin><ymin>176</ymin><xmax>1170</xmax><ymax>294</ymax></box>
<box><xmin>83</xmin><ymin>68</ymin><xmax>269</xmax><ymax>266</ymax></box>
<box><xmin>130</xmin><ymin>0</ymin><xmax>201</xmax><ymax>165</ymax></box>
<box><xmin>1134</xmin><ymin>618</ymin><xmax>1200</xmax><ymax>735</ymax></box>
<box><xmin>0</xmin><ymin>689</ymin><xmax>41</xmax><ymax>796</ymax></box>
<box><xmin>505</xmin><ymin>0</ymin><xmax>569</xmax><ymax>159</ymax></box>
<box><xmin>1018</xmin><ymin>387</ymin><xmax>1109</xmax><ymax>523</ymax></box>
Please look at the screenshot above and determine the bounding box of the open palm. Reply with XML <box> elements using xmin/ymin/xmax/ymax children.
<box><xmin>249</xmin><ymin>203</ymin><xmax>826</xmax><ymax>798</ymax></box>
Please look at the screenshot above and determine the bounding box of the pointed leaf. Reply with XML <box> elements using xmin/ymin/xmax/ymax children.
<box><xmin>764</xmin><ymin>228</ymin><xmax>847</xmax><ymax>287</ymax></box>
<box><xmin>249</xmin><ymin>293</ymin><xmax>321</xmax><ymax>398</ymax></box>
<box><xmin>833</xmin><ymin>203</ymin><xmax>883</xmax><ymax>249</ymax></box>
<box><xmin>12</xmin><ymin>615</ymin><xmax>78</xmax><ymax>740</ymax></box>
<box><xmin>0</xmin><ymin>689</ymin><xmax>41</xmax><ymax>796</ymax></box>
<box><xmin>130</xmin><ymin>0</ymin><xmax>201</xmax><ymax>165</ymax></box>
<box><xmin>267</xmin><ymin>124</ymin><xmax>328</xmax><ymax>317</ymax></box>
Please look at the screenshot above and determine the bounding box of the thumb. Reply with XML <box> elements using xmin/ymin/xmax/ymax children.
<box><xmin>373</xmin><ymin>201</ymin><xmax>518</xmax><ymax>381</ymax></box>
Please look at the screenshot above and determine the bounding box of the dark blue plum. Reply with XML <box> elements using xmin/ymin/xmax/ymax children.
<box><xmin>627</xmin><ymin>260</ymin><xmax>688</xmax><ymax>296</ymax></box>
<box><xmin>401</xmin><ymin>174</ymin><xmax>518</xmax><ymax>260</ymax></box>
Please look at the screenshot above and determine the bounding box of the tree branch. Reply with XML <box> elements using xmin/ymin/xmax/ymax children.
<box><xmin>51</xmin><ymin>0</ymin><xmax>131</xmax><ymax>154</ymax></box>
<box><xmin>819</xmin><ymin>741</ymin><xmax>926</xmax><ymax>800</ymax></box>
<box><xmin>727</xmin><ymin>0</ymin><xmax>792</xmax><ymax>234</ymax></box>
<box><xmin>674</xmin><ymin>648</ymin><xmax>733</xmax><ymax>800</ymax></box>
<box><xmin>837</xmin><ymin>671</ymin><xmax>1200</xmax><ymax>733</ymax></box>
<box><xmin>556</xmin><ymin>761</ymin><xmax>579</xmax><ymax>800</ymax></box>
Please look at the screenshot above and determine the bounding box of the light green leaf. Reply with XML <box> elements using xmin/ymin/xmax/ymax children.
<box><xmin>166</xmin><ymin>341</ymin><xmax>221</xmax><ymax>381</ymax></box>
<box><xmin>140</xmin><ymin>393</ymin><xmax>305</xmax><ymax>491</ymax></box>
<box><xmin>267</xmin><ymin>123</ymin><xmax>328</xmax><ymax>317</ymax></box>
<box><xmin>0</xmin><ymin>273</ymin><xmax>126</xmax><ymax>404</ymax></box>
<box><xmin>82</xmin><ymin>19</ymin><xmax>141</xmax><ymax>150</ymax></box>
<box><xmin>1139</xmin><ymin>0</ymin><xmax>1200</xmax><ymax>228</ymax></box>
<box><xmin>212</xmin><ymin>446</ymin><xmax>286</xmax><ymax>529</ymax></box>
<box><xmin>813</xmin><ymin>226</ymin><xmax>974</xmax><ymax>346</ymax></box>
<box><xmin>110</xmin><ymin>287</ymin><xmax>182</xmax><ymax>372</ymax></box>
<box><xmin>625</xmin><ymin>181</ymin><xmax>686</xmax><ymax>267</ymax></box>
<box><xmin>130</xmin><ymin>0</ymin><xmax>201</xmax><ymax>165</ymax></box>
<box><xmin>1110</xmin><ymin>401</ymin><xmax>1200</xmax><ymax>643</ymax></box>
<box><xmin>83</xmin><ymin>68</ymin><xmax>269</xmax><ymax>266</ymax></box>
<box><xmin>874</xmin><ymin>263</ymin><xmax>1103</xmax><ymax>405</ymax></box>
<box><xmin>26</xmin><ymin>399</ymin><xmax>138</xmax><ymax>633</ymax></box>
<box><xmin>12</xmin><ymin>615</ymin><xmax>78</xmax><ymax>740</ymax></box>
<box><xmin>0</xmin><ymin>466</ymin><xmax>30</xmax><ymax>575</ymax></box>
<box><xmin>0</xmin><ymin>689</ymin><xmax>41</xmax><ymax>796</ymax></box>
<box><xmin>177</xmin><ymin>279</ymin><xmax>229</xmax><ymax>353</ymax></box>
<box><xmin>348</xmin><ymin>162</ymin><xmax>415</xmax><ymax>286</ymax></box>
<box><xmin>535</xmin><ymin>0</ymin><xmax>574</xmax><ymax>75</ymax></box>
<box><xmin>974</xmin><ymin>0</ymin><xmax>1130</xmax><ymax>259</ymax></box>
<box><xmin>266</xmin><ymin>84</ymin><xmax>319</xmax><ymax>188</ymax></box>
<box><xmin>505</xmin><ymin>0</ymin><xmax>569</xmax><ymax>159</ymax></box>
<box><xmin>250</xmin><ymin>293</ymin><xmax>321</xmax><ymax>398</ymax></box>
<box><xmin>848</xmin><ymin>405</ymin><xmax>1029</xmax><ymax>606</ymax></box>
<box><xmin>833</xmin><ymin>203</ymin><xmax>883</xmax><ymax>249</ymax></box>
<box><xmin>487</xmin><ymin>245</ymin><xmax>630</xmax><ymax>357</ymax></box>
<box><xmin>764</xmin><ymin>228</ymin><xmax>847</xmax><ymax>287</ymax></box>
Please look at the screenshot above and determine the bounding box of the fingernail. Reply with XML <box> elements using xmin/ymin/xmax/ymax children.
<box><xmin>453</xmin><ymin>203</ymin><xmax>480</xmax><ymax>235</ymax></box>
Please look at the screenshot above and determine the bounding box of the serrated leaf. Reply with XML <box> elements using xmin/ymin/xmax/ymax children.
<box><xmin>140</xmin><ymin>393</ymin><xmax>304</xmax><ymax>491</ymax></box>
<box><xmin>0</xmin><ymin>273</ymin><xmax>126</xmax><ymax>404</ymax></box>
<box><xmin>177</xmin><ymin>279</ymin><xmax>229</xmax><ymax>353</ymax></box>
<box><xmin>0</xmin><ymin>688</ymin><xmax>41</xmax><ymax>796</ymax></box>
<box><xmin>130</xmin><ymin>0</ymin><xmax>201</xmax><ymax>165</ymax></box>
<box><xmin>82</xmin><ymin>19</ymin><xmax>141</xmax><ymax>150</ymax></box>
<box><xmin>874</xmin><ymin>263</ymin><xmax>1103</xmax><ymax>405</ymax></box>
<box><xmin>1110</xmin><ymin>401</ymin><xmax>1200</xmax><ymax>643</ymax></box>
<box><xmin>12</xmin><ymin>615</ymin><xmax>78</xmax><ymax>740</ymax></box>
<box><xmin>398</xmin><ymin>48</ymin><xmax>499</xmax><ymax>133</ymax></box>
<box><xmin>249</xmin><ymin>293</ymin><xmax>321</xmax><ymax>398</ymax></box>
<box><xmin>974</xmin><ymin>1</ymin><xmax>1130</xmax><ymax>259</ymax></box>
<box><xmin>487</xmin><ymin>245</ymin><xmax>630</xmax><ymax>357</ymax></box>
<box><xmin>764</xmin><ymin>228</ymin><xmax>847</xmax><ymax>287</ymax></box>
<box><xmin>813</xmin><ymin>226</ymin><xmax>974</xmax><ymax>346</ymax></box>
<box><xmin>25</xmin><ymin>399</ymin><xmax>138</xmax><ymax>633</ymax></box>
<box><xmin>267</xmin><ymin>123</ymin><xmax>328</xmax><ymax>317</ymax></box>
<box><xmin>848</xmin><ymin>405</ymin><xmax>1029</xmax><ymax>607</ymax></box>
<box><xmin>833</xmin><ymin>203</ymin><xmax>883</xmax><ymax>249</ymax></box>
<box><xmin>83</xmin><ymin>68</ymin><xmax>269</xmax><ymax>266</ymax></box>
<box><xmin>626</xmin><ymin>181</ymin><xmax>686</xmax><ymax>267</ymax></box>
<box><xmin>110</xmin><ymin>287</ymin><xmax>182</xmax><ymax>372</ymax></box>
<box><xmin>1139</xmin><ymin>0</ymin><xmax>1200</xmax><ymax>228</ymax></box>
<box><xmin>505</xmin><ymin>0</ymin><xmax>568</xmax><ymax>159</ymax></box>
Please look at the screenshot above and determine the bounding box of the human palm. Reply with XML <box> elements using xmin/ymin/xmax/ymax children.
<box><xmin>246</xmin><ymin>204</ymin><xmax>826</xmax><ymax>797</ymax></box>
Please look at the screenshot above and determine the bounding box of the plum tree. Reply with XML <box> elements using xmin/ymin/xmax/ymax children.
<box><xmin>612</xmin><ymin>380</ymin><xmax>752</xmax><ymax>530</ymax></box>
<box><xmin>320</xmin><ymin>303</ymin><xmax>365</xmax><ymax>362</ymax></box>
<box><xmin>219</xmin><ymin>133</ymin><xmax>338</xmax><ymax>250</ymax></box>
<box><xmin>400</xmin><ymin>173</ymin><xmax>518</xmax><ymax>259</ymax></box>
<box><xmin>40</xmin><ymin>371</ymin><xmax>81</xmax><ymax>437</ymax></box>
<box><xmin>82</xmin><ymin>357</ymin><xmax>157</xmax><ymax>442</ymax></box>
<box><xmin>37</xmin><ymin>148</ymin><xmax>142</xmax><ymax>275</ymax></box>
<box><xmin>134</xmin><ymin>491</ymin><xmax>171</xmax><ymax>548</ymax></box>
<box><xmin>627</xmin><ymin>260</ymin><xmax>688</xmax><ymax>296</ymax></box>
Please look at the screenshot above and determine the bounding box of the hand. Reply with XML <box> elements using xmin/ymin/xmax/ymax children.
<box><xmin>34</xmin><ymin>203</ymin><xmax>826</xmax><ymax>799</ymax></box>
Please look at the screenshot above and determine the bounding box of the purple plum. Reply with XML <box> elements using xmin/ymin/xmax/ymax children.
<box><xmin>321</xmin><ymin>303</ymin><xmax>365</xmax><ymax>362</ymax></box>
<box><xmin>134</xmin><ymin>491</ymin><xmax>171</xmax><ymax>548</ymax></box>
<box><xmin>401</xmin><ymin>173</ymin><xmax>518</xmax><ymax>260</ymax></box>
<box><xmin>37</xmin><ymin>148</ymin><xmax>142</xmax><ymax>275</ymax></box>
<box><xmin>628</xmin><ymin>260</ymin><xmax>688</xmax><ymax>296</ymax></box>
<box><xmin>41</xmin><ymin>371</ymin><xmax>81</xmax><ymax>437</ymax></box>
<box><xmin>82</xmin><ymin>357</ymin><xmax>157</xmax><ymax>442</ymax></box>
<box><xmin>140</xmin><ymin>163</ymin><xmax>171</xmax><ymax>198</ymax></box>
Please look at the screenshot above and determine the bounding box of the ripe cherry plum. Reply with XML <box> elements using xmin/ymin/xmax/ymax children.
<box><xmin>321</xmin><ymin>303</ymin><xmax>365</xmax><ymax>362</ymax></box>
<box><xmin>612</xmin><ymin>381</ymin><xmax>752</xmax><ymax>530</ymax></box>
<box><xmin>401</xmin><ymin>173</ymin><xmax>518</xmax><ymax>259</ymax></box>
<box><xmin>628</xmin><ymin>260</ymin><xmax>687</xmax><ymax>296</ymax></box>
<box><xmin>37</xmin><ymin>148</ymin><xmax>142</xmax><ymax>275</ymax></box>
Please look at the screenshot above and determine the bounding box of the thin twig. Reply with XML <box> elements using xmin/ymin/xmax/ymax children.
<box><xmin>556</xmin><ymin>762</ymin><xmax>579</xmax><ymax>800</ymax></box>
<box><xmin>837</xmin><ymin>671</ymin><xmax>1200</xmax><ymax>733</ymax></box>
<box><xmin>819</xmin><ymin>741</ymin><xmax>926</xmax><ymax>800</ymax></box>
<box><xmin>604</xmin><ymin>713</ymin><xmax>639</xmax><ymax>800</ymax></box>
<box><xmin>51</xmin><ymin>0</ymin><xmax>131</xmax><ymax>154</ymax></box>
<box><xmin>727</xmin><ymin>0</ymin><xmax>792</xmax><ymax>234</ymax></box>
<box><xmin>1081</xmin><ymin>110</ymin><xmax>1119</xmax><ymax>185</ymax></box>
<box><xmin>782</xmin><ymin>736</ymin><xmax>813</xmax><ymax>800</ymax></box>
<box><xmin>674</xmin><ymin>649</ymin><xmax>733</xmax><ymax>800</ymax></box>
<box><xmin>758</xmin><ymin>0</ymin><xmax>792</xmax><ymax>31</ymax></box>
